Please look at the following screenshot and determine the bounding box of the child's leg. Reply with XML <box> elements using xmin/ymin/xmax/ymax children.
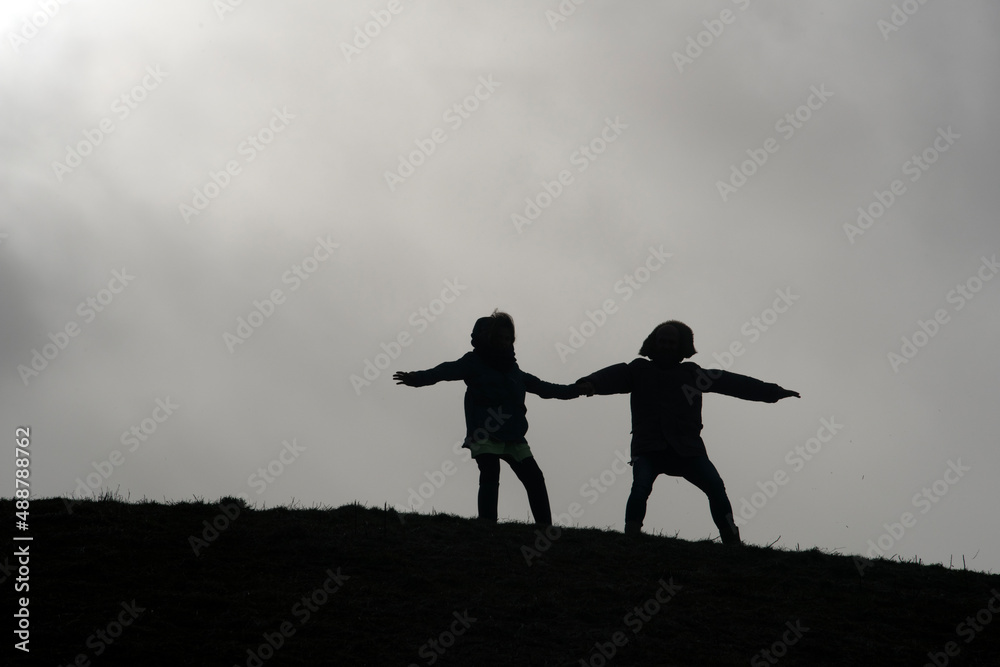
<box><xmin>681</xmin><ymin>456</ymin><xmax>740</xmax><ymax>544</ymax></box>
<box><xmin>475</xmin><ymin>454</ymin><xmax>501</xmax><ymax>522</ymax></box>
<box><xmin>503</xmin><ymin>455</ymin><xmax>552</xmax><ymax>525</ymax></box>
<box><xmin>624</xmin><ymin>453</ymin><xmax>659</xmax><ymax>531</ymax></box>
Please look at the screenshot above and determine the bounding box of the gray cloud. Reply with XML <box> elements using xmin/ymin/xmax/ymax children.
<box><xmin>2</xmin><ymin>0</ymin><xmax>998</xmax><ymax>572</ymax></box>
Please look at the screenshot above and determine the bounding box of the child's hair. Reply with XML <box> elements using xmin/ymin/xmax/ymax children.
<box><xmin>471</xmin><ymin>309</ymin><xmax>516</xmax><ymax>349</ymax></box>
<box><xmin>638</xmin><ymin>320</ymin><xmax>696</xmax><ymax>359</ymax></box>
<box><xmin>488</xmin><ymin>309</ymin><xmax>515</xmax><ymax>343</ymax></box>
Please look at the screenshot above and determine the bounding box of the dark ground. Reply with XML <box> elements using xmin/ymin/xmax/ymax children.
<box><xmin>5</xmin><ymin>496</ymin><xmax>1000</xmax><ymax>666</ymax></box>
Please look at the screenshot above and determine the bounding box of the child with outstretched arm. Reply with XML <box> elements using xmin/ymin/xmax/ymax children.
<box><xmin>576</xmin><ymin>320</ymin><xmax>798</xmax><ymax>545</ymax></box>
<box><xmin>394</xmin><ymin>309</ymin><xmax>589</xmax><ymax>525</ymax></box>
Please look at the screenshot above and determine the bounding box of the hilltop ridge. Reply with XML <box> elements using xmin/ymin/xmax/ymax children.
<box><xmin>7</xmin><ymin>496</ymin><xmax>1000</xmax><ymax>666</ymax></box>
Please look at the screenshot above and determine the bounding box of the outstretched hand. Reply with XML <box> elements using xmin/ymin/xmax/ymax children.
<box><xmin>393</xmin><ymin>371</ymin><xmax>416</xmax><ymax>386</ymax></box>
<box><xmin>777</xmin><ymin>388</ymin><xmax>800</xmax><ymax>400</ymax></box>
<box><xmin>575</xmin><ymin>380</ymin><xmax>595</xmax><ymax>397</ymax></box>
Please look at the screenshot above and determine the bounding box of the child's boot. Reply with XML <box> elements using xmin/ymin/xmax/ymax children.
<box><xmin>720</xmin><ymin>525</ymin><xmax>742</xmax><ymax>546</ymax></box>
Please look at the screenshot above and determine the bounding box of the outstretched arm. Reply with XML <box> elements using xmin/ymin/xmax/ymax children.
<box><xmin>576</xmin><ymin>362</ymin><xmax>633</xmax><ymax>396</ymax></box>
<box><xmin>523</xmin><ymin>373</ymin><xmax>584</xmax><ymax>400</ymax></box>
<box><xmin>706</xmin><ymin>370</ymin><xmax>799</xmax><ymax>402</ymax></box>
<box><xmin>393</xmin><ymin>355</ymin><xmax>470</xmax><ymax>387</ymax></box>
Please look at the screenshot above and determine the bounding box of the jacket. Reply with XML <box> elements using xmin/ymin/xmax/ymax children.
<box><xmin>407</xmin><ymin>351</ymin><xmax>580</xmax><ymax>445</ymax></box>
<box><xmin>578</xmin><ymin>358</ymin><xmax>789</xmax><ymax>457</ymax></box>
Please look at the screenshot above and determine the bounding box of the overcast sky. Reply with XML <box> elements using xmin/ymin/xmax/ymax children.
<box><xmin>2</xmin><ymin>1</ymin><xmax>998</xmax><ymax>574</ymax></box>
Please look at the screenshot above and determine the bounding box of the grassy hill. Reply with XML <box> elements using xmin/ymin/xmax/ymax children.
<box><xmin>6</xmin><ymin>495</ymin><xmax>1000</xmax><ymax>666</ymax></box>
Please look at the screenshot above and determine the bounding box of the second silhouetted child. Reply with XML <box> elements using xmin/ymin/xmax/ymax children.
<box><xmin>576</xmin><ymin>320</ymin><xmax>799</xmax><ymax>545</ymax></box>
<box><xmin>394</xmin><ymin>310</ymin><xmax>587</xmax><ymax>525</ymax></box>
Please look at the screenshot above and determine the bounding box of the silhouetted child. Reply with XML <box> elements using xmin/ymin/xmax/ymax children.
<box><xmin>394</xmin><ymin>310</ymin><xmax>587</xmax><ymax>525</ymax></box>
<box><xmin>576</xmin><ymin>320</ymin><xmax>798</xmax><ymax>545</ymax></box>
